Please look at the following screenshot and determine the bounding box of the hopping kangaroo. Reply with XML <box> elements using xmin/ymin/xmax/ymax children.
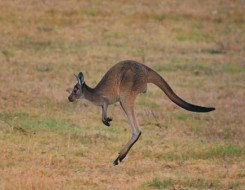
<box><xmin>68</xmin><ymin>60</ymin><xmax>215</xmax><ymax>165</ymax></box>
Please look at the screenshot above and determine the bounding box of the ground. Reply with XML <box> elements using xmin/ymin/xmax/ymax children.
<box><xmin>0</xmin><ymin>0</ymin><xmax>244</xmax><ymax>189</ymax></box>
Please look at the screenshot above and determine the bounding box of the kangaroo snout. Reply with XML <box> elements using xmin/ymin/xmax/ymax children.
<box><xmin>68</xmin><ymin>96</ymin><xmax>74</xmax><ymax>102</ymax></box>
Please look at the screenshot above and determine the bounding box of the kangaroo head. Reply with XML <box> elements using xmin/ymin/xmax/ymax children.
<box><xmin>68</xmin><ymin>72</ymin><xmax>85</xmax><ymax>102</ymax></box>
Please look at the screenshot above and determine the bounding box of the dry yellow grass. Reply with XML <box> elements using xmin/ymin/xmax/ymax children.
<box><xmin>0</xmin><ymin>0</ymin><xmax>244</xmax><ymax>189</ymax></box>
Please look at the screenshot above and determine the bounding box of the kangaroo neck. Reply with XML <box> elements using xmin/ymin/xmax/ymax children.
<box><xmin>82</xmin><ymin>83</ymin><xmax>104</xmax><ymax>105</ymax></box>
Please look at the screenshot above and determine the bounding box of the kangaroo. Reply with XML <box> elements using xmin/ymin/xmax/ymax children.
<box><xmin>68</xmin><ymin>60</ymin><xmax>215</xmax><ymax>165</ymax></box>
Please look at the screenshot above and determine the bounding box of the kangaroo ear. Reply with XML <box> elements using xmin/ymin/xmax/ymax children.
<box><xmin>75</xmin><ymin>72</ymin><xmax>84</xmax><ymax>86</ymax></box>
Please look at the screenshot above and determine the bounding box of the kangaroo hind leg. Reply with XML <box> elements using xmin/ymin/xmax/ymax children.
<box><xmin>114</xmin><ymin>94</ymin><xmax>141</xmax><ymax>165</ymax></box>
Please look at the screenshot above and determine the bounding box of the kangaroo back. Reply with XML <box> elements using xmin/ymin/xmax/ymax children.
<box><xmin>147</xmin><ymin>68</ymin><xmax>215</xmax><ymax>112</ymax></box>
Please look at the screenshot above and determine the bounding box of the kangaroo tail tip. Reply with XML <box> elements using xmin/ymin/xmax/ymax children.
<box><xmin>208</xmin><ymin>107</ymin><xmax>215</xmax><ymax>112</ymax></box>
<box><xmin>203</xmin><ymin>107</ymin><xmax>215</xmax><ymax>112</ymax></box>
<box><xmin>188</xmin><ymin>106</ymin><xmax>216</xmax><ymax>113</ymax></box>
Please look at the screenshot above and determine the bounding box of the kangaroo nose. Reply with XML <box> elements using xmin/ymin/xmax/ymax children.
<box><xmin>68</xmin><ymin>96</ymin><xmax>73</xmax><ymax>102</ymax></box>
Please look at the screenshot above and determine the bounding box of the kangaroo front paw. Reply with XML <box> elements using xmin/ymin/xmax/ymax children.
<box><xmin>102</xmin><ymin>117</ymin><xmax>113</xmax><ymax>127</ymax></box>
<box><xmin>102</xmin><ymin>119</ymin><xmax>110</xmax><ymax>126</ymax></box>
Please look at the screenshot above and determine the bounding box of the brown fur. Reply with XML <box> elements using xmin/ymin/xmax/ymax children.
<box><xmin>68</xmin><ymin>60</ymin><xmax>215</xmax><ymax>165</ymax></box>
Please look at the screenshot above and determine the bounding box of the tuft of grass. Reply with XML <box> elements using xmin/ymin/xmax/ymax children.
<box><xmin>152</xmin><ymin>14</ymin><xmax>166</xmax><ymax>22</ymax></box>
<box><xmin>205</xmin><ymin>144</ymin><xmax>244</xmax><ymax>159</ymax></box>
<box><xmin>184</xmin><ymin>177</ymin><xmax>219</xmax><ymax>189</ymax></box>
<box><xmin>0</xmin><ymin>112</ymin><xmax>29</xmax><ymax>120</ymax></box>
<box><xmin>175</xmin><ymin>30</ymin><xmax>211</xmax><ymax>42</ymax></box>
<box><xmin>2</xmin><ymin>49</ymin><xmax>15</xmax><ymax>62</ymax></box>
<box><xmin>0</xmin><ymin>112</ymin><xmax>83</xmax><ymax>136</ymax></box>
<box><xmin>74</xmin><ymin>150</ymin><xmax>85</xmax><ymax>157</ymax></box>
<box><xmin>207</xmin><ymin>49</ymin><xmax>226</xmax><ymax>55</ymax></box>
<box><xmin>18</xmin><ymin>36</ymin><xmax>54</xmax><ymax>52</ymax></box>
<box><xmin>154</xmin><ymin>59</ymin><xmax>245</xmax><ymax>76</ymax></box>
<box><xmin>156</xmin><ymin>143</ymin><xmax>244</xmax><ymax>162</ymax></box>
<box><xmin>17</xmin><ymin>36</ymin><xmax>82</xmax><ymax>53</ymax></box>
<box><xmin>20</xmin><ymin>119</ymin><xmax>67</xmax><ymax>130</ymax></box>
<box><xmin>19</xmin><ymin>118</ymin><xmax>85</xmax><ymax>139</ymax></box>
<box><xmin>176</xmin><ymin>113</ymin><xmax>189</xmax><ymax>121</ymax></box>
<box><xmin>36</xmin><ymin>65</ymin><xmax>50</xmax><ymax>72</ymax></box>
<box><xmin>80</xmin><ymin>138</ymin><xmax>89</xmax><ymax>145</ymax></box>
<box><xmin>84</xmin><ymin>8</ymin><xmax>99</xmax><ymax>17</ymax></box>
<box><xmin>147</xmin><ymin>177</ymin><xmax>173</xmax><ymax>189</ymax></box>
<box><xmin>222</xmin><ymin>64</ymin><xmax>245</xmax><ymax>74</ymax></box>
<box><xmin>227</xmin><ymin>181</ymin><xmax>243</xmax><ymax>190</ymax></box>
<box><xmin>146</xmin><ymin>176</ymin><xmax>220</xmax><ymax>189</ymax></box>
<box><xmin>191</xmin><ymin>64</ymin><xmax>214</xmax><ymax>75</ymax></box>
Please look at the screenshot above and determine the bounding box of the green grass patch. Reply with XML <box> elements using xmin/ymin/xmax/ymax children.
<box><xmin>190</xmin><ymin>64</ymin><xmax>214</xmax><ymax>75</ymax></box>
<box><xmin>152</xmin><ymin>14</ymin><xmax>166</xmax><ymax>22</ymax></box>
<box><xmin>207</xmin><ymin>49</ymin><xmax>226</xmax><ymax>55</ymax></box>
<box><xmin>20</xmin><ymin>119</ymin><xmax>67</xmax><ymax>130</ymax></box>
<box><xmin>175</xmin><ymin>30</ymin><xmax>211</xmax><ymax>42</ymax></box>
<box><xmin>36</xmin><ymin>65</ymin><xmax>50</xmax><ymax>72</ymax></box>
<box><xmin>205</xmin><ymin>144</ymin><xmax>244</xmax><ymax>159</ymax></box>
<box><xmin>2</xmin><ymin>49</ymin><xmax>15</xmax><ymax>61</ymax></box>
<box><xmin>17</xmin><ymin>36</ymin><xmax>82</xmax><ymax>53</ymax></box>
<box><xmin>154</xmin><ymin>59</ymin><xmax>245</xmax><ymax>75</ymax></box>
<box><xmin>18</xmin><ymin>36</ymin><xmax>56</xmax><ymax>51</ymax></box>
<box><xmin>176</xmin><ymin>113</ymin><xmax>189</xmax><ymax>121</ymax></box>
<box><xmin>228</xmin><ymin>181</ymin><xmax>243</xmax><ymax>190</ymax></box>
<box><xmin>19</xmin><ymin>118</ymin><xmax>85</xmax><ymax>138</ymax></box>
<box><xmin>0</xmin><ymin>110</ymin><xmax>120</xmax><ymax>144</ymax></box>
<box><xmin>183</xmin><ymin>177</ymin><xmax>219</xmax><ymax>189</ymax></box>
<box><xmin>80</xmin><ymin>138</ymin><xmax>89</xmax><ymax>145</ymax></box>
<box><xmin>83</xmin><ymin>8</ymin><xmax>100</xmax><ymax>17</ymax></box>
<box><xmin>0</xmin><ymin>112</ymin><xmax>29</xmax><ymax>120</ymax></box>
<box><xmin>156</xmin><ymin>143</ymin><xmax>244</xmax><ymax>162</ymax></box>
<box><xmin>0</xmin><ymin>112</ymin><xmax>83</xmax><ymax>136</ymax></box>
<box><xmin>147</xmin><ymin>177</ymin><xmax>173</xmax><ymax>189</ymax></box>
<box><xmin>145</xmin><ymin>176</ymin><xmax>220</xmax><ymax>189</ymax></box>
<box><xmin>74</xmin><ymin>150</ymin><xmax>85</xmax><ymax>157</ymax></box>
<box><xmin>222</xmin><ymin>64</ymin><xmax>245</xmax><ymax>74</ymax></box>
<box><xmin>104</xmin><ymin>31</ymin><xmax>127</xmax><ymax>40</ymax></box>
<box><xmin>154</xmin><ymin>62</ymin><xmax>214</xmax><ymax>75</ymax></box>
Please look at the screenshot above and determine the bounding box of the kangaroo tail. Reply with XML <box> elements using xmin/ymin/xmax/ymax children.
<box><xmin>147</xmin><ymin>68</ymin><xmax>215</xmax><ymax>112</ymax></box>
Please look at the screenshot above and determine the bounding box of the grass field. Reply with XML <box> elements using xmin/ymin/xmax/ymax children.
<box><xmin>0</xmin><ymin>0</ymin><xmax>244</xmax><ymax>189</ymax></box>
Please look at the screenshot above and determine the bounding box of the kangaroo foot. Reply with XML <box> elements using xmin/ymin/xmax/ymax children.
<box><xmin>113</xmin><ymin>153</ymin><xmax>127</xmax><ymax>166</ymax></box>
<box><xmin>102</xmin><ymin>117</ymin><xmax>113</xmax><ymax>126</ymax></box>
